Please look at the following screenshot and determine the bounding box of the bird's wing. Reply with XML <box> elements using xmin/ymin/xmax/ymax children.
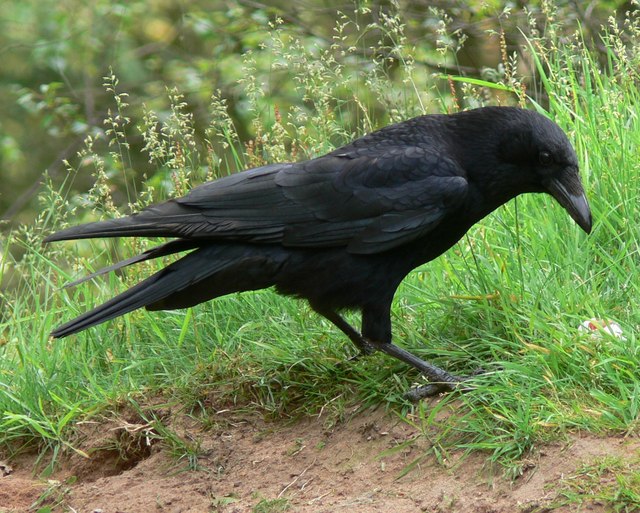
<box><xmin>178</xmin><ymin>145</ymin><xmax>469</xmax><ymax>254</ymax></box>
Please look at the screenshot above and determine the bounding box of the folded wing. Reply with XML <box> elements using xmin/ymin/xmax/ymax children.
<box><xmin>45</xmin><ymin>146</ymin><xmax>469</xmax><ymax>255</ymax></box>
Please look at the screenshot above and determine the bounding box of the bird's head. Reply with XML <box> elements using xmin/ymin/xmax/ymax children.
<box><xmin>492</xmin><ymin>108</ymin><xmax>593</xmax><ymax>234</ymax></box>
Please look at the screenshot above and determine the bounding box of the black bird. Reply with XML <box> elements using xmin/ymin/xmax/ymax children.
<box><xmin>45</xmin><ymin>106</ymin><xmax>592</xmax><ymax>399</ymax></box>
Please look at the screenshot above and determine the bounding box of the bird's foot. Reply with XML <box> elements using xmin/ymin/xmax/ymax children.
<box><xmin>403</xmin><ymin>380</ymin><xmax>464</xmax><ymax>401</ymax></box>
<box><xmin>404</xmin><ymin>367</ymin><xmax>485</xmax><ymax>401</ymax></box>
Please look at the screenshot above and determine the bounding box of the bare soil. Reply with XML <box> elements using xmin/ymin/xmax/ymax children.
<box><xmin>1</xmin><ymin>403</ymin><xmax>638</xmax><ymax>513</ymax></box>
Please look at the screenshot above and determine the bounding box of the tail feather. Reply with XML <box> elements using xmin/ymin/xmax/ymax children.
<box><xmin>51</xmin><ymin>246</ymin><xmax>230</xmax><ymax>338</ymax></box>
<box><xmin>51</xmin><ymin>269</ymin><xmax>173</xmax><ymax>338</ymax></box>
<box><xmin>43</xmin><ymin>202</ymin><xmax>198</xmax><ymax>243</ymax></box>
<box><xmin>43</xmin><ymin>217</ymin><xmax>174</xmax><ymax>242</ymax></box>
<box><xmin>63</xmin><ymin>239</ymin><xmax>199</xmax><ymax>289</ymax></box>
<box><xmin>50</xmin><ymin>244</ymin><xmax>285</xmax><ymax>338</ymax></box>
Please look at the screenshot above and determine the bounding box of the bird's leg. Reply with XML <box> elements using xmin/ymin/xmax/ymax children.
<box><xmin>360</xmin><ymin>306</ymin><xmax>468</xmax><ymax>399</ymax></box>
<box><xmin>311</xmin><ymin>305</ymin><xmax>376</xmax><ymax>357</ymax></box>
<box><xmin>314</xmin><ymin>305</ymin><xmax>471</xmax><ymax>400</ymax></box>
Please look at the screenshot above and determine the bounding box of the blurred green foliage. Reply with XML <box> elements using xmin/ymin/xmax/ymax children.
<box><xmin>0</xmin><ymin>0</ymin><xmax>632</xmax><ymax>225</ymax></box>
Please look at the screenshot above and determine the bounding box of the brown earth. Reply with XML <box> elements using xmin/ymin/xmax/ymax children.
<box><xmin>1</xmin><ymin>403</ymin><xmax>638</xmax><ymax>513</ymax></box>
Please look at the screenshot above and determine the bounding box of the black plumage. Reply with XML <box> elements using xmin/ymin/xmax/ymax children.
<box><xmin>45</xmin><ymin>106</ymin><xmax>592</xmax><ymax>399</ymax></box>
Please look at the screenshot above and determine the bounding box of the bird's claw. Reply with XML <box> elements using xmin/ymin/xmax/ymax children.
<box><xmin>403</xmin><ymin>380</ymin><xmax>464</xmax><ymax>401</ymax></box>
<box><xmin>404</xmin><ymin>367</ymin><xmax>485</xmax><ymax>401</ymax></box>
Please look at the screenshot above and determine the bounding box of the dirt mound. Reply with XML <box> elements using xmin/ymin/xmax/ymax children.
<box><xmin>1</xmin><ymin>406</ymin><xmax>637</xmax><ymax>512</ymax></box>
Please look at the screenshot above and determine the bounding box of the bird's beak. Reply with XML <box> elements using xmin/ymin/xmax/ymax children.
<box><xmin>544</xmin><ymin>170</ymin><xmax>592</xmax><ymax>234</ymax></box>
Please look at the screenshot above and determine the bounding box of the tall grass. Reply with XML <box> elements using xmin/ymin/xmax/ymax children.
<box><xmin>0</xmin><ymin>4</ymin><xmax>638</xmax><ymax>477</ymax></box>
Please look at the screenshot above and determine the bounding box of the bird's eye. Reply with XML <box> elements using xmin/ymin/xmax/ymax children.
<box><xmin>539</xmin><ymin>151</ymin><xmax>553</xmax><ymax>166</ymax></box>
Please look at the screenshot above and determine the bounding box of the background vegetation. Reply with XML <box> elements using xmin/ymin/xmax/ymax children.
<box><xmin>0</xmin><ymin>0</ymin><xmax>638</xmax><ymax>498</ymax></box>
<box><xmin>0</xmin><ymin>0</ymin><xmax>633</xmax><ymax>225</ymax></box>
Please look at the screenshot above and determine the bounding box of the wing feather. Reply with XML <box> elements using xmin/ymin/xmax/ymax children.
<box><xmin>46</xmin><ymin>144</ymin><xmax>469</xmax><ymax>254</ymax></box>
<box><xmin>149</xmin><ymin>147</ymin><xmax>468</xmax><ymax>252</ymax></box>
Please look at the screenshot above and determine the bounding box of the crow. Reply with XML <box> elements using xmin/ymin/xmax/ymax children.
<box><xmin>44</xmin><ymin>106</ymin><xmax>592</xmax><ymax>399</ymax></box>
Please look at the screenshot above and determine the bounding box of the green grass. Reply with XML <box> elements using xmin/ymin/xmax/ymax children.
<box><xmin>1</xmin><ymin>5</ymin><xmax>639</xmax><ymax>478</ymax></box>
<box><xmin>252</xmin><ymin>497</ymin><xmax>291</xmax><ymax>513</ymax></box>
<box><xmin>549</xmin><ymin>455</ymin><xmax>640</xmax><ymax>512</ymax></box>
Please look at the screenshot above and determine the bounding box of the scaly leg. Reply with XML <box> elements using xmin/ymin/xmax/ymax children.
<box><xmin>313</xmin><ymin>304</ymin><xmax>470</xmax><ymax>400</ymax></box>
